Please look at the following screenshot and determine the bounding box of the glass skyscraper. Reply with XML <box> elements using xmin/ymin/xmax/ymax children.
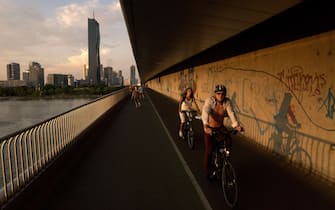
<box><xmin>88</xmin><ymin>18</ymin><xmax>101</xmax><ymax>85</ymax></box>
<box><xmin>130</xmin><ymin>65</ymin><xmax>136</xmax><ymax>85</ymax></box>
<box><xmin>7</xmin><ymin>63</ymin><xmax>20</xmax><ymax>80</ymax></box>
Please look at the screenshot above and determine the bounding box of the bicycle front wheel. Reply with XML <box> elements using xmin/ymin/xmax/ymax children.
<box><xmin>221</xmin><ymin>161</ymin><xmax>238</xmax><ymax>208</ymax></box>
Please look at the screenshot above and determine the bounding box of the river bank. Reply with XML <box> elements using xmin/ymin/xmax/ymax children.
<box><xmin>0</xmin><ymin>94</ymin><xmax>100</xmax><ymax>101</ymax></box>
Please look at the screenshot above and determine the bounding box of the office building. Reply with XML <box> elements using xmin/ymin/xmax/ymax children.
<box><xmin>88</xmin><ymin>18</ymin><xmax>101</xmax><ymax>85</ymax></box>
<box><xmin>100</xmin><ymin>64</ymin><xmax>104</xmax><ymax>81</ymax></box>
<box><xmin>67</xmin><ymin>74</ymin><xmax>74</xmax><ymax>86</ymax></box>
<box><xmin>130</xmin><ymin>65</ymin><xmax>136</xmax><ymax>85</ymax></box>
<box><xmin>46</xmin><ymin>74</ymin><xmax>67</xmax><ymax>87</ymax></box>
<box><xmin>7</xmin><ymin>63</ymin><xmax>20</xmax><ymax>80</ymax></box>
<box><xmin>83</xmin><ymin>64</ymin><xmax>88</xmax><ymax>80</ymax></box>
<box><xmin>103</xmin><ymin>66</ymin><xmax>113</xmax><ymax>85</ymax></box>
<box><xmin>118</xmin><ymin>70</ymin><xmax>124</xmax><ymax>86</ymax></box>
<box><xmin>25</xmin><ymin>61</ymin><xmax>44</xmax><ymax>88</ymax></box>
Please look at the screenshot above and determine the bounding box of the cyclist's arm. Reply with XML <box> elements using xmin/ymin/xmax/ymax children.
<box><xmin>201</xmin><ymin>98</ymin><xmax>212</xmax><ymax>134</ymax></box>
<box><xmin>226</xmin><ymin>99</ymin><xmax>239</xmax><ymax>128</ymax></box>
<box><xmin>178</xmin><ymin>99</ymin><xmax>183</xmax><ymax>112</ymax></box>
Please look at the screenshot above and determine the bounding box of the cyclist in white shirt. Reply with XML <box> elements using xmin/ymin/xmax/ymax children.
<box><xmin>201</xmin><ymin>84</ymin><xmax>243</xmax><ymax>178</ymax></box>
<box><xmin>179</xmin><ymin>87</ymin><xmax>200</xmax><ymax>138</ymax></box>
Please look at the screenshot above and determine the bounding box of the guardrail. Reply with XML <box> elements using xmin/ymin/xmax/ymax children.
<box><xmin>0</xmin><ymin>88</ymin><xmax>129</xmax><ymax>205</ymax></box>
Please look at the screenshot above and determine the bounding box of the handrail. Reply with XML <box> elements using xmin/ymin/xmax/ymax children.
<box><xmin>0</xmin><ymin>87</ymin><xmax>129</xmax><ymax>204</ymax></box>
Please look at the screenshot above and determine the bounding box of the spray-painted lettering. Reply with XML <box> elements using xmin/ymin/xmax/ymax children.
<box><xmin>277</xmin><ymin>66</ymin><xmax>326</xmax><ymax>96</ymax></box>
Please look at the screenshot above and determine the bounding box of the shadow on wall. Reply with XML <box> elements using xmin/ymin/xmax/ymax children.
<box><xmin>240</xmin><ymin>112</ymin><xmax>335</xmax><ymax>182</ymax></box>
<box><xmin>237</xmin><ymin>90</ymin><xmax>335</xmax><ymax>182</ymax></box>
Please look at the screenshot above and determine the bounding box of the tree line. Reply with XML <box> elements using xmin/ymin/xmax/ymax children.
<box><xmin>0</xmin><ymin>85</ymin><xmax>124</xmax><ymax>97</ymax></box>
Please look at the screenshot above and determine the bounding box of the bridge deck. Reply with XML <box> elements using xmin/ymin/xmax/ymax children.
<box><xmin>32</xmin><ymin>89</ymin><xmax>335</xmax><ymax>210</ymax></box>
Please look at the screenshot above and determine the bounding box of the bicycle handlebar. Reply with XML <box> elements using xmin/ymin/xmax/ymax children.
<box><xmin>212</xmin><ymin>127</ymin><xmax>242</xmax><ymax>136</ymax></box>
<box><xmin>181</xmin><ymin>110</ymin><xmax>201</xmax><ymax>120</ymax></box>
<box><xmin>181</xmin><ymin>110</ymin><xmax>199</xmax><ymax>113</ymax></box>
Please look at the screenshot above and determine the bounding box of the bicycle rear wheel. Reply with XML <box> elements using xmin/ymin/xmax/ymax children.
<box><xmin>187</xmin><ymin>127</ymin><xmax>194</xmax><ymax>150</ymax></box>
<box><xmin>290</xmin><ymin>148</ymin><xmax>312</xmax><ymax>175</ymax></box>
<box><xmin>221</xmin><ymin>161</ymin><xmax>238</xmax><ymax>208</ymax></box>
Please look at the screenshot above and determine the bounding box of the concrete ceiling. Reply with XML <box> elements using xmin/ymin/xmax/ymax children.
<box><xmin>120</xmin><ymin>0</ymin><xmax>302</xmax><ymax>82</ymax></box>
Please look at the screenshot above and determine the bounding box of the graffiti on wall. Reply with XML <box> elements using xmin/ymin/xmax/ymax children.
<box><xmin>203</xmin><ymin>64</ymin><xmax>335</xmax><ymax>132</ymax></box>
<box><xmin>178</xmin><ymin>67</ymin><xmax>197</xmax><ymax>95</ymax></box>
<box><xmin>277</xmin><ymin>66</ymin><xmax>327</xmax><ymax>96</ymax></box>
<box><xmin>241</xmin><ymin>78</ymin><xmax>274</xmax><ymax>135</ymax></box>
<box><xmin>319</xmin><ymin>88</ymin><xmax>335</xmax><ymax>119</ymax></box>
<box><xmin>179</xmin><ymin>70</ymin><xmax>185</xmax><ymax>92</ymax></box>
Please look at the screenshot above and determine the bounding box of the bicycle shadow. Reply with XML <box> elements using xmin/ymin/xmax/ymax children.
<box><xmin>268</xmin><ymin>93</ymin><xmax>313</xmax><ymax>175</ymax></box>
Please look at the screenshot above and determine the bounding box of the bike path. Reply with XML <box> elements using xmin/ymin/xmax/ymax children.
<box><xmin>147</xmin><ymin>89</ymin><xmax>335</xmax><ymax>210</ymax></box>
<box><xmin>38</xmin><ymin>95</ymin><xmax>208</xmax><ymax>210</ymax></box>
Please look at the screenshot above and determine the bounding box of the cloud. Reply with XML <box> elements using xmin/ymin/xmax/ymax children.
<box><xmin>55</xmin><ymin>1</ymin><xmax>96</xmax><ymax>28</ymax></box>
<box><xmin>68</xmin><ymin>48</ymin><xmax>88</xmax><ymax>65</ymax></box>
<box><xmin>0</xmin><ymin>0</ymin><xmax>134</xmax><ymax>81</ymax></box>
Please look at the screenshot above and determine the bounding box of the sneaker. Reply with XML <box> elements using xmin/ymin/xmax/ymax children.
<box><xmin>179</xmin><ymin>130</ymin><xmax>183</xmax><ymax>138</ymax></box>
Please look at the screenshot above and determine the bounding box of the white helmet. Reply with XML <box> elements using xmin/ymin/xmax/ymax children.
<box><xmin>214</xmin><ymin>84</ymin><xmax>226</xmax><ymax>93</ymax></box>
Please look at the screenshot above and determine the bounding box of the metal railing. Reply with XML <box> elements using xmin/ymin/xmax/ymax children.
<box><xmin>0</xmin><ymin>88</ymin><xmax>129</xmax><ymax>204</ymax></box>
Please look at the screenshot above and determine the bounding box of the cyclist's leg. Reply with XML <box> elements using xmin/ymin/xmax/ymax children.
<box><xmin>134</xmin><ymin>95</ymin><xmax>139</xmax><ymax>107</ymax></box>
<box><xmin>220</xmin><ymin>127</ymin><xmax>232</xmax><ymax>152</ymax></box>
<box><xmin>137</xmin><ymin>96</ymin><xmax>141</xmax><ymax>106</ymax></box>
<box><xmin>179</xmin><ymin>112</ymin><xmax>185</xmax><ymax>137</ymax></box>
<box><xmin>204</xmin><ymin>132</ymin><xmax>213</xmax><ymax>176</ymax></box>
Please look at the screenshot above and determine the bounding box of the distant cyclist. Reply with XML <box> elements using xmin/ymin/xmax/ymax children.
<box><xmin>179</xmin><ymin>87</ymin><xmax>200</xmax><ymax>138</ymax></box>
<box><xmin>131</xmin><ymin>86</ymin><xmax>141</xmax><ymax>108</ymax></box>
<box><xmin>201</xmin><ymin>84</ymin><xmax>243</xmax><ymax>178</ymax></box>
<box><xmin>138</xmin><ymin>85</ymin><xmax>144</xmax><ymax>99</ymax></box>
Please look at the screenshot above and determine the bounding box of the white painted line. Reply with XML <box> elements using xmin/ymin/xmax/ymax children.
<box><xmin>147</xmin><ymin>93</ymin><xmax>213</xmax><ymax>210</ymax></box>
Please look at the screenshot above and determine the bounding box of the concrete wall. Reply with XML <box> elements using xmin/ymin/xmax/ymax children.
<box><xmin>147</xmin><ymin>30</ymin><xmax>335</xmax><ymax>182</ymax></box>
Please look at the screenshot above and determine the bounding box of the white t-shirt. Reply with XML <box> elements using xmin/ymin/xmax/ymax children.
<box><xmin>201</xmin><ymin>96</ymin><xmax>238</xmax><ymax>127</ymax></box>
<box><xmin>181</xmin><ymin>98</ymin><xmax>194</xmax><ymax>111</ymax></box>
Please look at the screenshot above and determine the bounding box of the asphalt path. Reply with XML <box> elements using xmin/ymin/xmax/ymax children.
<box><xmin>34</xmin><ymin>89</ymin><xmax>335</xmax><ymax>210</ymax></box>
<box><xmin>37</xmin><ymin>92</ymin><xmax>207</xmax><ymax>210</ymax></box>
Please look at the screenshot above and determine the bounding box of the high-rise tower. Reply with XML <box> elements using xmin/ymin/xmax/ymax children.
<box><xmin>88</xmin><ymin>17</ymin><xmax>101</xmax><ymax>85</ymax></box>
<box><xmin>130</xmin><ymin>65</ymin><xmax>136</xmax><ymax>85</ymax></box>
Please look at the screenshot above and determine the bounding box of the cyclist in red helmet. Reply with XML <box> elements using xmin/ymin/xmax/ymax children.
<box><xmin>201</xmin><ymin>84</ymin><xmax>243</xmax><ymax>179</ymax></box>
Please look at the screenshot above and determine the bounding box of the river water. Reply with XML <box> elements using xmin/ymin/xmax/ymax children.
<box><xmin>0</xmin><ymin>97</ymin><xmax>95</xmax><ymax>138</ymax></box>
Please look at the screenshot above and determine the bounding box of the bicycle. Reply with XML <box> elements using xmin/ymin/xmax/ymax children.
<box><xmin>209</xmin><ymin>127</ymin><xmax>240</xmax><ymax>208</ymax></box>
<box><xmin>132</xmin><ymin>94</ymin><xmax>142</xmax><ymax>108</ymax></box>
<box><xmin>181</xmin><ymin>110</ymin><xmax>200</xmax><ymax>150</ymax></box>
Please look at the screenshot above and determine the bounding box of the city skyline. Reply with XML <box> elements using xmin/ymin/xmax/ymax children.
<box><xmin>0</xmin><ymin>0</ymin><xmax>137</xmax><ymax>81</ymax></box>
<box><xmin>3</xmin><ymin>61</ymin><xmax>133</xmax><ymax>82</ymax></box>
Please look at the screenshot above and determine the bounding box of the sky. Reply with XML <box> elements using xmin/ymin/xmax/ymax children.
<box><xmin>0</xmin><ymin>0</ymin><xmax>136</xmax><ymax>81</ymax></box>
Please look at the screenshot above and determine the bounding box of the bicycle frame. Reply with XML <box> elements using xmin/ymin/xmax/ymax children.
<box><xmin>211</xmin><ymin>129</ymin><xmax>232</xmax><ymax>173</ymax></box>
<box><xmin>210</xmin><ymin>128</ymin><xmax>239</xmax><ymax>208</ymax></box>
<box><xmin>181</xmin><ymin>110</ymin><xmax>198</xmax><ymax>150</ymax></box>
